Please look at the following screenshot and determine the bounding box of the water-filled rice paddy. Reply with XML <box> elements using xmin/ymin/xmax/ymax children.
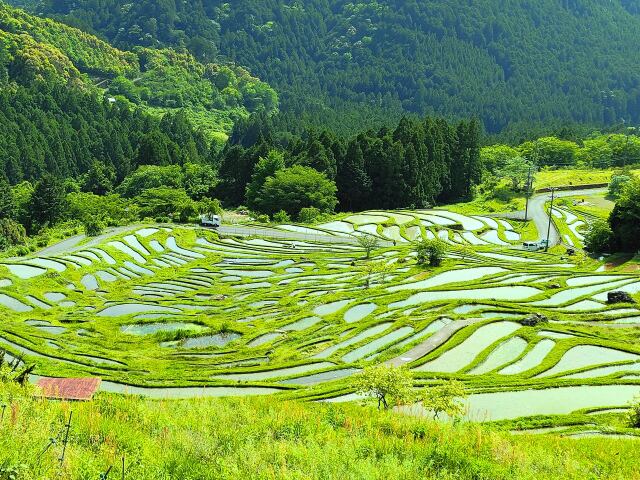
<box><xmin>1</xmin><ymin>205</ymin><xmax>639</xmax><ymax>429</ymax></box>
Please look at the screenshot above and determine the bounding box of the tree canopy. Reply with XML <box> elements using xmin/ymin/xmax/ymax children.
<box><xmin>31</xmin><ymin>0</ymin><xmax>640</xmax><ymax>134</ymax></box>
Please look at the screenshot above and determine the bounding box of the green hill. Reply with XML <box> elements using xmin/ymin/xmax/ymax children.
<box><xmin>0</xmin><ymin>2</ymin><xmax>277</xmax><ymax>140</ymax></box>
<box><xmin>26</xmin><ymin>0</ymin><xmax>640</xmax><ymax>134</ymax></box>
<box><xmin>0</xmin><ymin>2</ymin><xmax>279</xmax><ymax>183</ymax></box>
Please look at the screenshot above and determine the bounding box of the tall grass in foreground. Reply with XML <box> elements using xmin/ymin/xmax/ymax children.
<box><xmin>0</xmin><ymin>383</ymin><xmax>639</xmax><ymax>479</ymax></box>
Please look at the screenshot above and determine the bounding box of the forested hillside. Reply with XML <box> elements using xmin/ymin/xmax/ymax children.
<box><xmin>0</xmin><ymin>2</ymin><xmax>277</xmax><ymax>139</ymax></box>
<box><xmin>0</xmin><ymin>1</ymin><xmax>278</xmax><ymax>183</ymax></box>
<box><xmin>218</xmin><ymin>114</ymin><xmax>481</xmax><ymax>213</ymax></box>
<box><xmin>27</xmin><ymin>0</ymin><xmax>640</xmax><ymax>134</ymax></box>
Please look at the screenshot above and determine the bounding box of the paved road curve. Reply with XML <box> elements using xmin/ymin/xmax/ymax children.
<box><xmin>520</xmin><ymin>188</ymin><xmax>606</xmax><ymax>246</ymax></box>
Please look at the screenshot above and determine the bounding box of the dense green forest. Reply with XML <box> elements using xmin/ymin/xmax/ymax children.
<box><xmin>23</xmin><ymin>0</ymin><xmax>640</xmax><ymax>134</ymax></box>
<box><xmin>0</xmin><ymin>2</ymin><xmax>277</xmax><ymax>140</ymax></box>
<box><xmin>217</xmin><ymin>114</ymin><xmax>481</xmax><ymax>213</ymax></box>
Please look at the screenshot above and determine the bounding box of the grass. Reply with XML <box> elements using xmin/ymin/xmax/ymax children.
<box><xmin>1</xmin><ymin>382</ymin><xmax>639</xmax><ymax>480</ymax></box>
<box><xmin>563</xmin><ymin>194</ymin><xmax>615</xmax><ymax>220</ymax></box>
<box><xmin>535</xmin><ymin>168</ymin><xmax>640</xmax><ymax>190</ymax></box>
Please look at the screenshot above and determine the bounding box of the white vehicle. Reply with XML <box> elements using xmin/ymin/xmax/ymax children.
<box><xmin>200</xmin><ymin>214</ymin><xmax>221</xmax><ymax>228</ymax></box>
<box><xmin>523</xmin><ymin>240</ymin><xmax>548</xmax><ymax>252</ymax></box>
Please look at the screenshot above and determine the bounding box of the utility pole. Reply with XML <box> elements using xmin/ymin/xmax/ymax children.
<box><xmin>545</xmin><ymin>188</ymin><xmax>556</xmax><ymax>252</ymax></box>
<box><xmin>524</xmin><ymin>164</ymin><xmax>533</xmax><ymax>221</ymax></box>
<box><xmin>59</xmin><ymin>411</ymin><xmax>73</xmax><ymax>466</ymax></box>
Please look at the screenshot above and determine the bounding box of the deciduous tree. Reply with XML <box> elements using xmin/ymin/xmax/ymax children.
<box><xmin>354</xmin><ymin>365</ymin><xmax>413</xmax><ymax>410</ymax></box>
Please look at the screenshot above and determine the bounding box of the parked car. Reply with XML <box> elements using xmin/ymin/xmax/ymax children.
<box><xmin>200</xmin><ymin>214</ymin><xmax>221</xmax><ymax>228</ymax></box>
<box><xmin>523</xmin><ymin>240</ymin><xmax>548</xmax><ymax>251</ymax></box>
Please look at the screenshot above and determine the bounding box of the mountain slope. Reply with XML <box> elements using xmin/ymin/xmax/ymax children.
<box><xmin>27</xmin><ymin>0</ymin><xmax>640</xmax><ymax>133</ymax></box>
<box><xmin>0</xmin><ymin>2</ymin><xmax>277</xmax><ymax>140</ymax></box>
<box><xmin>0</xmin><ymin>2</ymin><xmax>277</xmax><ymax>183</ymax></box>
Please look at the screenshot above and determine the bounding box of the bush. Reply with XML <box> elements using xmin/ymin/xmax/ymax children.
<box><xmin>272</xmin><ymin>210</ymin><xmax>291</xmax><ymax>223</ymax></box>
<box><xmin>83</xmin><ymin>219</ymin><xmax>104</xmax><ymax>237</ymax></box>
<box><xmin>255</xmin><ymin>214</ymin><xmax>270</xmax><ymax>224</ymax></box>
<box><xmin>627</xmin><ymin>396</ymin><xmax>640</xmax><ymax>428</ymax></box>
<box><xmin>298</xmin><ymin>207</ymin><xmax>321</xmax><ymax>224</ymax></box>
<box><xmin>584</xmin><ymin>220</ymin><xmax>612</xmax><ymax>253</ymax></box>
<box><xmin>416</xmin><ymin>239</ymin><xmax>446</xmax><ymax>266</ymax></box>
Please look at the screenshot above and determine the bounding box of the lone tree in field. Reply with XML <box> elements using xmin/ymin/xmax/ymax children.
<box><xmin>416</xmin><ymin>239</ymin><xmax>446</xmax><ymax>267</ymax></box>
<box><xmin>362</xmin><ymin>260</ymin><xmax>389</xmax><ymax>289</ymax></box>
<box><xmin>354</xmin><ymin>365</ymin><xmax>413</xmax><ymax>410</ymax></box>
<box><xmin>421</xmin><ymin>380</ymin><xmax>467</xmax><ymax>420</ymax></box>
<box><xmin>357</xmin><ymin>234</ymin><xmax>380</xmax><ymax>259</ymax></box>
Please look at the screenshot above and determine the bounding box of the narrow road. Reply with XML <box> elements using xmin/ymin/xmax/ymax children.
<box><xmin>34</xmin><ymin>224</ymin><xmax>144</xmax><ymax>257</ymax></box>
<box><xmin>514</xmin><ymin>188</ymin><xmax>607</xmax><ymax>245</ymax></box>
<box><xmin>218</xmin><ymin>224</ymin><xmax>391</xmax><ymax>246</ymax></box>
<box><xmin>25</xmin><ymin>223</ymin><xmax>377</xmax><ymax>258</ymax></box>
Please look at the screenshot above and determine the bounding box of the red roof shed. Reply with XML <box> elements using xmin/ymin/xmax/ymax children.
<box><xmin>36</xmin><ymin>377</ymin><xmax>102</xmax><ymax>401</ymax></box>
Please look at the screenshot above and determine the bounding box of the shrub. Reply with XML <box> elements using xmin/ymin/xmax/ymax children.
<box><xmin>416</xmin><ymin>239</ymin><xmax>446</xmax><ymax>266</ymax></box>
<box><xmin>298</xmin><ymin>207</ymin><xmax>322</xmax><ymax>224</ymax></box>
<box><xmin>583</xmin><ymin>220</ymin><xmax>612</xmax><ymax>253</ymax></box>
<box><xmin>627</xmin><ymin>396</ymin><xmax>640</xmax><ymax>428</ymax></box>
<box><xmin>272</xmin><ymin>210</ymin><xmax>291</xmax><ymax>223</ymax></box>
<box><xmin>83</xmin><ymin>219</ymin><xmax>104</xmax><ymax>237</ymax></box>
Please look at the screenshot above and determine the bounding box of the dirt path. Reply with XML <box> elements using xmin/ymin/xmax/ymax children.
<box><xmin>386</xmin><ymin>318</ymin><xmax>485</xmax><ymax>367</ymax></box>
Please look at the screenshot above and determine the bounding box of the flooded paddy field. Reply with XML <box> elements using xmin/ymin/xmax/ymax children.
<box><xmin>1</xmin><ymin>209</ymin><xmax>639</xmax><ymax>432</ymax></box>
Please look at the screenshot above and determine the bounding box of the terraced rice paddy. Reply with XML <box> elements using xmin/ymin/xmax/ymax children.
<box><xmin>1</xmin><ymin>208</ymin><xmax>639</xmax><ymax>430</ymax></box>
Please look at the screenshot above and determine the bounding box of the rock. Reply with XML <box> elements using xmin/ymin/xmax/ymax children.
<box><xmin>520</xmin><ymin>313</ymin><xmax>549</xmax><ymax>327</ymax></box>
<box><xmin>607</xmin><ymin>291</ymin><xmax>636</xmax><ymax>304</ymax></box>
<box><xmin>548</xmin><ymin>283</ymin><xmax>561</xmax><ymax>289</ymax></box>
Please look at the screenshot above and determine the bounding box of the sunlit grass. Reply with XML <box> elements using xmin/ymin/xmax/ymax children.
<box><xmin>1</xmin><ymin>383</ymin><xmax>639</xmax><ymax>479</ymax></box>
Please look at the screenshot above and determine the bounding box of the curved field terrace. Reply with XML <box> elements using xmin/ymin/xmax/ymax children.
<box><xmin>1</xmin><ymin>209</ymin><xmax>639</xmax><ymax>435</ymax></box>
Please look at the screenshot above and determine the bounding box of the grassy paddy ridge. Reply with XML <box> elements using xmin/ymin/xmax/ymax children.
<box><xmin>0</xmin><ymin>207</ymin><xmax>639</xmax><ymax>436</ymax></box>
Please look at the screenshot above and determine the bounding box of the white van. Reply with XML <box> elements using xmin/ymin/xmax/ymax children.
<box><xmin>200</xmin><ymin>214</ymin><xmax>221</xmax><ymax>228</ymax></box>
<box><xmin>523</xmin><ymin>241</ymin><xmax>540</xmax><ymax>252</ymax></box>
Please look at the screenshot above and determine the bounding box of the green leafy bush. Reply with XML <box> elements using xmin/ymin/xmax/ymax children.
<box><xmin>83</xmin><ymin>218</ymin><xmax>104</xmax><ymax>237</ymax></box>
<box><xmin>583</xmin><ymin>220</ymin><xmax>612</xmax><ymax>254</ymax></box>
<box><xmin>416</xmin><ymin>239</ymin><xmax>446</xmax><ymax>267</ymax></box>
<box><xmin>272</xmin><ymin>210</ymin><xmax>291</xmax><ymax>223</ymax></box>
<box><xmin>298</xmin><ymin>207</ymin><xmax>322</xmax><ymax>224</ymax></box>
